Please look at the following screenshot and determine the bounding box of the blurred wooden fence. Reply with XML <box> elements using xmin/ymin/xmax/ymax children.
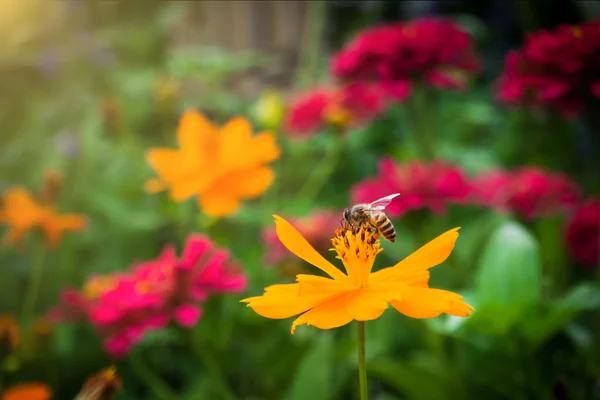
<box><xmin>172</xmin><ymin>0</ymin><xmax>309</xmax><ymax>93</ymax></box>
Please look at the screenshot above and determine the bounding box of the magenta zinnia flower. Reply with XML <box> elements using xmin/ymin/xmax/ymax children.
<box><xmin>497</xmin><ymin>19</ymin><xmax>600</xmax><ymax>116</ymax></box>
<box><xmin>331</xmin><ymin>18</ymin><xmax>479</xmax><ymax>101</ymax></box>
<box><xmin>352</xmin><ymin>157</ymin><xmax>472</xmax><ymax>217</ymax></box>
<box><xmin>285</xmin><ymin>83</ymin><xmax>385</xmax><ymax>138</ymax></box>
<box><xmin>565</xmin><ymin>199</ymin><xmax>599</xmax><ymax>269</ymax></box>
<box><xmin>471</xmin><ymin>167</ymin><xmax>581</xmax><ymax>220</ymax></box>
<box><xmin>48</xmin><ymin>234</ymin><xmax>246</xmax><ymax>358</ymax></box>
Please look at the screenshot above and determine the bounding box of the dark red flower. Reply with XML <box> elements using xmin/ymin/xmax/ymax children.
<box><xmin>284</xmin><ymin>83</ymin><xmax>385</xmax><ymax>138</ymax></box>
<box><xmin>566</xmin><ymin>199</ymin><xmax>599</xmax><ymax>268</ymax></box>
<box><xmin>351</xmin><ymin>157</ymin><xmax>472</xmax><ymax>217</ymax></box>
<box><xmin>472</xmin><ymin>167</ymin><xmax>581</xmax><ymax>220</ymax></box>
<box><xmin>497</xmin><ymin>19</ymin><xmax>600</xmax><ymax>116</ymax></box>
<box><xmin>331</xmin><ymin>18</ymin><xmax>479</xmax><ymax>101</ymax></box>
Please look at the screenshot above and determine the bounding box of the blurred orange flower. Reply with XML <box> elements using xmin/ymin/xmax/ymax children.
<box><xmin>0</xmin><ymin>314</ymin><xmax>20</xmax><ymax>350</ymax></box>
<box><xmin>145</xmin><ymin>110</ymin><xmax>280</xmax><ymax>217</ymax></box>
<box><xmin>242</xmin><ymin>216</ymin><xmax>473</xmax><ymax>334</ymax></box>
<box><xmin>1</xmin><ymin>382</ymin><xmax>51</xmax><ymax>400</ymax></box>
<box><xmin>0</xmin><ymin>186</ymin><xmax>87</xmax><ymax>248</ymax></box>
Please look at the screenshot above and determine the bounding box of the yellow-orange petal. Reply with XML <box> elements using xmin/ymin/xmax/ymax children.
<box><xmin>291</xmin><ymin>292</ymin><xmax>354</xmax><ymax>334</ymax></box>
<box><xmin>2</xmin><ymin>382</ymin><xmax>52</xmax><ymax>400</ymax></box>
<box><xmin>219</xmin><ymin>116</ymin><xmax>253</xmax><ymax>166</ymax></box>
<box><xmin>343</xmin><ymin>289</ymin><xmax>388</xmax><ymax>321</ymax></box>
<box><xmin>371</xmin><ymin>227</ymin><xmax>460</xmax><ymax>281</ymax></box>
<box><xmin>390</xmin><ymin>287</ymin><xmax>474</xmax><ymax>319</ymax></box>
<box><xmin>197</xmin><ymin>192</ymin><xmax>241</xmax><ymax>217</ymax></box>
<box><xmin>241</xmin><ymin>283</ymin><xmax>345</xmax><ymax>319</ymax></box>
<box><xmin>247</xmin><ymin>132</ymin><xmax>281</xmax><ymax>165</ymax></box>
<box><xmin>273</xmin><ymin>215</ymin><xmax>348</xmax><ymax>282</ymax></box>
<box><xmin>218</xmin><ymin>166</ymin><xmax>275</xmax><ymax>199</ymax></box>
<box><xmin>177</xmin><ymin>110</ymin><xmax>216</xmax><ymax>150</ymax></box>
<box><xmin>296</xmin><ymin>274</ymin><xmax>354</xmax><ymax>294</ymax></box>
<box><xmin>144</xmin><ymin>179</ymin><xmax>168</xmax><ymax>194</ymax></box>
<box><xmin>170</xmin><ymin>180</ymin><xmax>201</xmax><ymax>202</ymax></box>
<box><xmin>146</xmin><ymin>148</ymin><xmax>183</xmax><ymax>180</ymax></box>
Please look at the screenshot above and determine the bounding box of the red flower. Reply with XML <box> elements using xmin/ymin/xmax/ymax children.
<box><xmin>284</xmin><ymin>83</ymin><xmax>385</xmax><ymax>138</ymax></box>
<box><xmin>262</xmin><ymin>210</ymin><xmax>341</xmax><ymax>266</ymax></box>
<box><xmin>497</xmin><ymin>19</ymin><xmax>600</xmax><ymax>116</ymax></box>
<box><xmin>331</xmin><ymin>18</ymin><xmax>479</xmax><ymax>101</ymax></box>
<box><xmin>472</xmin><ymin>167</ymin><xmax>581</xmax><ymax>219</ymax></box>
<box><xmin>48</xmin><ymin>234</ymin><xmax>246</xmax><ymax>358</ymax></box>
<box><xmin>351</xmin><ymin>158</ymin><xmax>472</xmax><ymax>217</ymax></box>
<box><xmin>566</xmin><ymin>200</ymin><xmax>599</xmax><ymax>268</ymax></box>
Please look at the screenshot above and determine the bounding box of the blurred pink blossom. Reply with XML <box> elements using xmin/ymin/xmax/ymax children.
<box><xmin>566</xmin><ymin>199</ymin><xmax>599</xmax><ymax>269</ymax></box>
<box><xmin>351</xmin><ymin>157</ymin><xmax>472</xmax><ymax>217</ymax></box>
<box><xmin>48</xmin><ymin>234</ymin><xmax>246</xmax><ymax>358</ymax></box>
<box><xmin>497</xmin><ymin>19</ymin><xmax>600</xmax><ymax>116</ymax></box>
<box><xmin>331</xmin><ymin>18</ymin><xmax>479</xmax><ymax>101</ymax></box>
<box><xmin>284</xmin><ymin>83</ymin><xmax>385</xmax><ymax>138</ymax></box>
<box><xmin>471</xmin><ymin>167</ymin><xmax>581</xmax><ymax>220</ymax></box>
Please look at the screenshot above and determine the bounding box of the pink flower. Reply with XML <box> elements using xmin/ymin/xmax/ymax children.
<box><xmin>284</xmin><ymin>83</ymin><xmax>385</xmax><ymax>138</ymax></box>
<box><xmin>351</xmin><ymin>157</ymin><xmax>472</xmax><ymax>217</ymax></box>
<box><xmin>48</xmin><ymin>234</ymin><xmax>246</xmax><ymax>358</ymax></box>
<box><xmin>331</xmin><ymin>18</ymin><xmax>479</xmax><ymax>101</ymax></box>
<box><xmin>262</xmin><ymin>210</ymin><xmax>342</xmax><ymax>266</ymax></box>
<box><xmin>566</xmin><ymin>199</ymin><xmax>599</xmax><ymax>269</ymax></box>
<box><xmin>497</xmin><ymin>19</ymin><xmax>600</xmax><ymax>116</ymax></box>
<box><xmin>472</xmin><ymin>167</ymin><xmax>581</xmax><ymax>220</ymax></box>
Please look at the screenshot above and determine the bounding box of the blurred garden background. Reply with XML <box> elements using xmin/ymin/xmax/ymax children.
<box><xmin>1</xmin><ymin>0</ymin><xmax>600</xmax><ymax>399</ymax></box>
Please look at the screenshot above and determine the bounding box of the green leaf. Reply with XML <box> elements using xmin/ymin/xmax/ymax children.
<box><xmin>471</xmin><ymin>220</ymin><xmax>542</xmax><ymax>334</ymax></box>
<box><xmin>283</xmin><ymin>333</ymin><xmax>333</xmax><ymax>400</ymax></box>
<box><xmin>522</xmin><ymin>283</ymin><xmax>600</xmax><ymax>346</ymax></box>
<box><xmin>368</xmin><ymin>360</ymin><xmax>452</xmax><ymax>400</ymax></box>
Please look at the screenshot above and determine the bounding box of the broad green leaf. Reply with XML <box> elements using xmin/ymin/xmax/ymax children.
<box><xmin>522</xmin><ymin>283</ymin><xmax>600</xmax><ymax>347</ymax></box>
<box><xmin>368</xmin><ymin>360</ymin><xmax>452</xmax><ymax>400</ymax></box>
<box><xmin>471</xmin><ymin>220</ymin><xmax>542</xmax><ymax>333</ymax></box>
<box><xmin>283</xmin><ymin>333</ymin><xmax>333</xmax><ymax>400</ymax></box>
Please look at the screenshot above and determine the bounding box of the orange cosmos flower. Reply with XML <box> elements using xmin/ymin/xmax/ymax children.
<box><xmin>1</xmin><ymin>383</ymin><xmax>52</xmax><ymax>400</ymax></box>
<box><xmin>242</xmin><ymin>216</ymin><xmax>473</xmax><ymax>334</ymax></box>
<box><xmin>0</xmin><ymin>186</ymin><xmax>86</xmax><ymax>248</ymax></box>
<box><xmin>145</xmin><ymin>110</ymin><xmax>280</xmax><ymax>217</ymax></box>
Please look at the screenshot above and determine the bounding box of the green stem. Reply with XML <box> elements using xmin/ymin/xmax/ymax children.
<box><xmin>297</xmin><ymin>136</ymin><xmax>343</xmax><ymax>203</ymax></box>
<box><xmin>130</xmin><ymin>352</ymin><xmax>177</xmax><ymax>400</ymax></box>
<box><xmin>185</xmin><ymin>329</ymin><xmax>235</xmax><ymax>400</ymax></box>
<box><xmin>295</xmin><ymin>0</ymin><xmax>327</xmax><ymax>88</ymax></box>
<box><xmin>403</xmin><ymin>88</ymin><xmax>436</xmax><ymax>160</ymax></box>
<box><xmin>21</xmin><ymin>243</ymin><xmax>45</xmax><ymax>325</ymax></box>
<box><xmin>357</xmin><ymin>321</ymin><xmax>369</xmax><ymax>400</ymax></box>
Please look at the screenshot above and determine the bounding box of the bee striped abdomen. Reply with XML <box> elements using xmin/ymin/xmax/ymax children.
<box><xmin>373</xmin><ymin>212</ymin><xmax>396</xmax><ymax>242</ymax></box>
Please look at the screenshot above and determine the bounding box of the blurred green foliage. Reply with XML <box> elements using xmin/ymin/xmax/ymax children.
<box><xmin>0</xmin><ymin>1</ymin><xmax>599</xmax><ymax>400</ymax></box>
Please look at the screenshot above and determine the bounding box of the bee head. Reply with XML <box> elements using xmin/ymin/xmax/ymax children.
<box><xmin>343</xmin><ymin>208</ymin><xmax>351</xmax><ymax>222</ymax></box>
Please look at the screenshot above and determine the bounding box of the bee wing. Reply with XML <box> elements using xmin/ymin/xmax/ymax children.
<box><xmin>368</xmin><ymin>193</ymin><xmax>400</xmax><ymax>211</ymax></box>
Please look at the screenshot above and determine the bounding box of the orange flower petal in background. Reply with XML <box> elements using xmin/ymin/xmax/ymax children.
<box><xmin>145</xmin><ymin>110</ymin><xmax>281</xmax><ymax>217</ymax></box>
<box><xmin>1</xmin><ymin>382</ymin><xmax>52</xmax><ymax>400</ymax></box>
<box><xmin>0</xmin><ymin>187</ymin><xmax>43</xmax><ymax>245</ymax></box>
<box><xmin>0</xmin><ymin>185</ymin><xmax>87</xmax><ymax>249</ymax></box>
<box><xmin>242</xmin><ymin>216</ymin><xmax>473</xmax><ymax>334</ymax></box>
<box><xmin>38</xmin><ymin>207</ymin><xmax>87</xmax><ymax>248</ymax></box>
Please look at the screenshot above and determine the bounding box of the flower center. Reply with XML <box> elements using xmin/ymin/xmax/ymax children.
<box><xmin>331</xmin><ymin>226</ymin><xmax>382</xmax><ymax>287</ymax></box>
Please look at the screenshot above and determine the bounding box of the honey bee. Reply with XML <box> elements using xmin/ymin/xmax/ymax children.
<box><xmin>342</xmin><ymin>193</ymin><xmax>400</xmax><ymax>242</ymax></box>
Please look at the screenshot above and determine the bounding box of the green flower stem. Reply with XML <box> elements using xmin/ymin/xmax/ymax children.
<box><xmin>130</xmin><ymin>351</ymin><xmax>177</xmax><ymax>400</ymax></box>
<box><xmin>357</xmin><ymin>321</ymin><xmax>369</xmax><ymax>400</ymax></box>
<box><xmin>403</xmin><ymin>88</ymin><xmax>436</xmax><ymax>160</ymax></box>
<box><xmin>296</xmin><ymin>0</ymin><xmax>327</xmax><ymax>88</ymax></box>
<box><xmin>186</xmin><ymin>329</ymin><xmax>236</xmax><ymax>400</ymax></box>
<box><xmin>297</xmin><ymin>136</ymin><xmax>343</xmax><ymax>203</ymax></box>
<box><xmin>21</xmin><ymin>243</ymin><xmax>46</xmax><ymax>326</ymax></box>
